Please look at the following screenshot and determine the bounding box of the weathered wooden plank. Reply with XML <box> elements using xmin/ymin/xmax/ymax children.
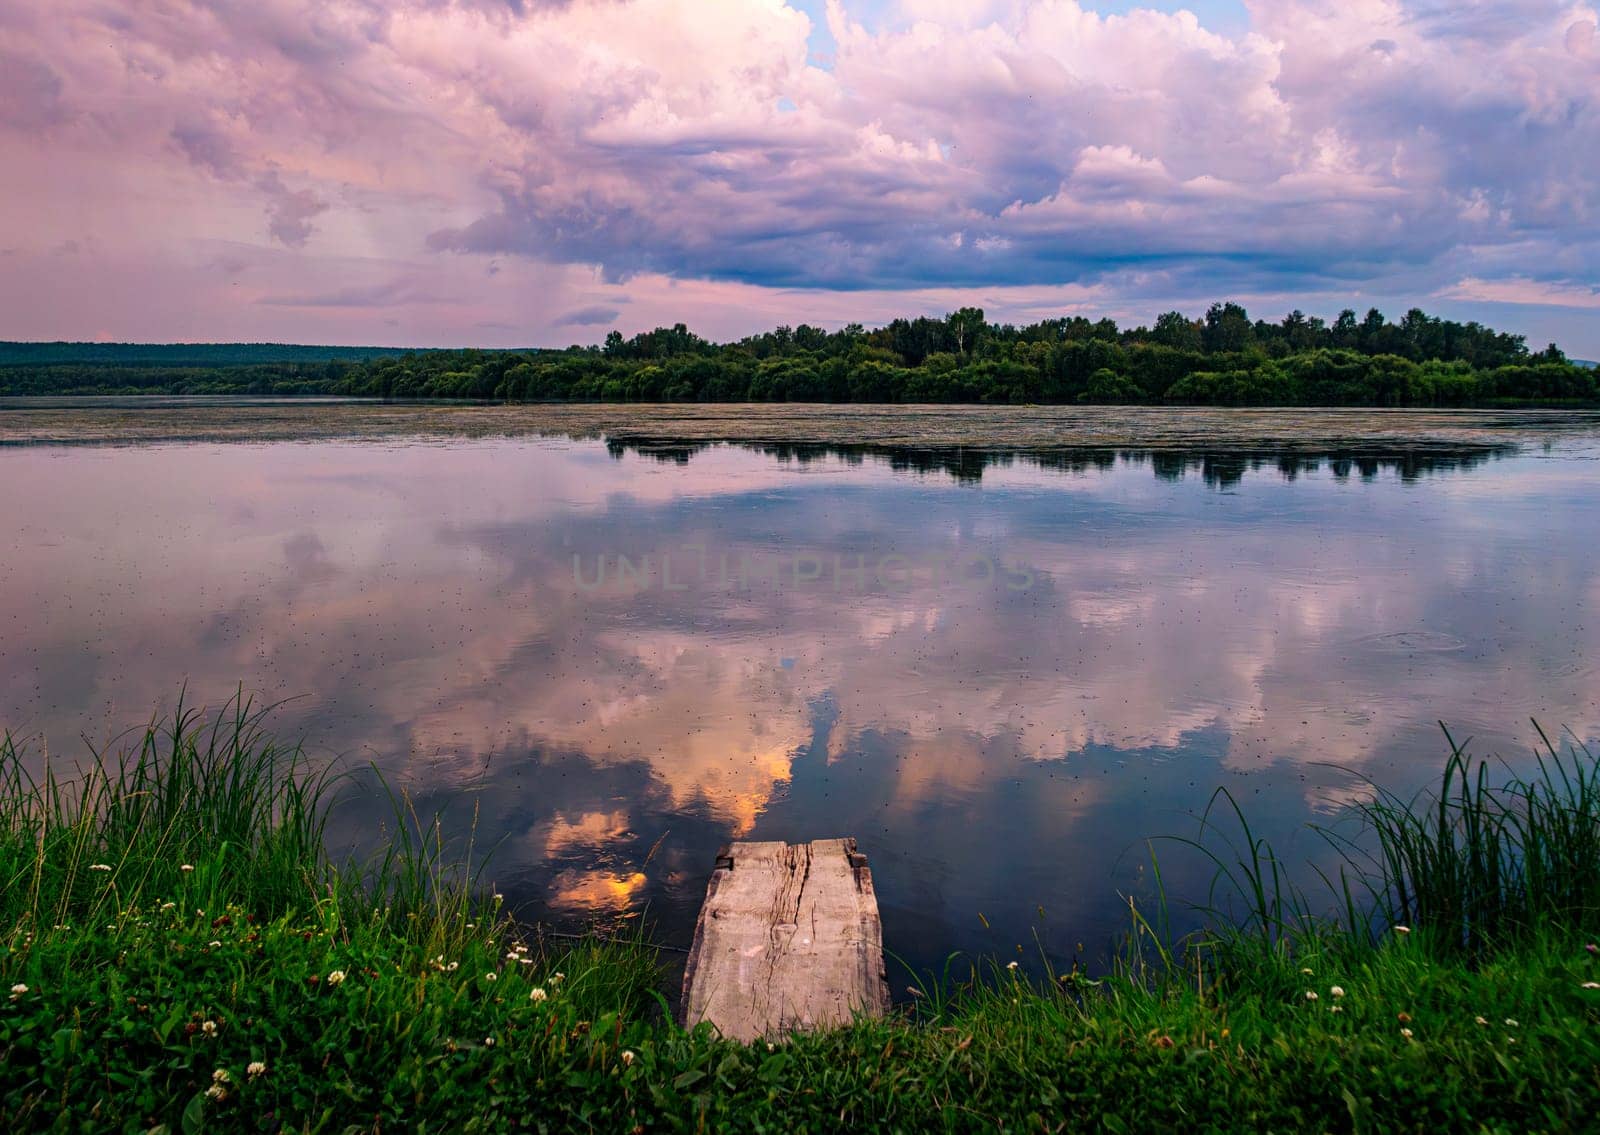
<box><xmin>681</xmin><ymin>838</ymin><xmax>890</xmax><ymax>1042</ymax></box>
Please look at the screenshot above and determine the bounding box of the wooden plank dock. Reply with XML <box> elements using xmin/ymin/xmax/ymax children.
<box><xmin>681</xmin><ymin>838</ymin><xmax>891</xmax><ymax>1042</ymax></box>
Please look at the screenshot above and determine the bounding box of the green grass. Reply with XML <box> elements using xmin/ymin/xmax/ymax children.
<box><xmin>0</xmin><ymin>694</ymin><xmax>333</xmax><ymax>933</ymax></box>
<box><xmin>2</xmin><ymin>700</ymin><xmax>1599</xmax><ymax>1132</ymax></box>
<box><xmin>1358</xmin><ymin>725</ymin><xmax>1600</xmax><ymax>958</ymax></box>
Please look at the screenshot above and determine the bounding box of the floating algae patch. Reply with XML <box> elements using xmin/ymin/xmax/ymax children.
<box><xmin>4</xmin><ymin>399</ymin><xmax>1600</xmax><ymax>459</ymax></box>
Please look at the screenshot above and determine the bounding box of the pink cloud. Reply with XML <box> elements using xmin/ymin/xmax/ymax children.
<box><xmin>1438</xmin><ymin>276</ymin><xmax>1600</xmax><ymax>309</ymax></box>
<box><xmin>0</xmin><ymin>0</ymin><xmax>1595</xmax><ymax>351</ymax></box>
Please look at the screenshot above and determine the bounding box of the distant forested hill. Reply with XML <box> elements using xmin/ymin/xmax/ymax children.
<box><xmin>1</xmin><ymin>305</ymin><xmax>1596</xmax><ymax>407</ymax></box>
<box><xmin>0</xmin><ymin>342</ymin><xmax>419</xmax><ymax>367</ymax></box>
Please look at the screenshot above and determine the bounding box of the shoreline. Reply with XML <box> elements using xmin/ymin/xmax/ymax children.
<box><xmin>3</xmin><ymin>700</ymin><xmax>1597</xmax><ymax>1129</ymax></box>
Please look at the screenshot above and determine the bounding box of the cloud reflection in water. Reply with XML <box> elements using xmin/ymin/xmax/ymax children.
<box><xmin>2</xmin><ymin>434</ymin><xmax>1597</xmax><ymax>975</ymax></box>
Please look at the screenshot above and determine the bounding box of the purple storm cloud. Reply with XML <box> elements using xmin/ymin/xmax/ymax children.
<box><xmin>0</xmin><ymin>0</ymin><xmax>1596</xmax><ymax>351</ymax></box>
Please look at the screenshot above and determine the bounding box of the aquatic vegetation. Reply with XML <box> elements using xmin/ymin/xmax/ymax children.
<box><xmin>1357</xmin><ymin>725</ymin><xmax>1600</xmax><ymax>958</ymax></box>
<box><xmin>0</xmin><ymin>692</ymin><xmax>335</xmax><ymax>931</ymax></box>
<box><xmin>4</xmin><ymin>399</ymin><xmax>1595</xmax><ymax>457</ymax></box>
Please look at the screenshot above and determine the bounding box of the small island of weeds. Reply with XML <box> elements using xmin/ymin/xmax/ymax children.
<box><xmin>2</xmin><ymin>697</ymin><xmax>1598</xmax><ymax>1131</ymax></box>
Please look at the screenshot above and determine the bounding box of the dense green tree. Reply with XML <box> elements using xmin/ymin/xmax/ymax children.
<box><xmin>1151</xmin><ymin>311</ymin><xmax>1203</xmax><ymax>352</ymax></box>
<box><xmin>4</xmin><ymin>305</ymin><xmax>1592</xmax><ymax>406</ymax></box>
<box><xmin>1202</xmin><ymin>302</ymin><xmax>1256</xmax><ymax>353</ymax></box>
<box><xmin>1080</xmin><ymin>368</ymin><xmax>1148</xmax><ymax>404</ymax></box>
<box><xmin>934</xmin><ymin>307</ymin><xmax>985</xmax><ymax>357</ymax></box>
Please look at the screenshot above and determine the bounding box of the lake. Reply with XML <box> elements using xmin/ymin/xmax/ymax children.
<box><xmin>3</xmin><ymin>402</ymin><xmax>1599</xmax><ymax>983</ymax></box>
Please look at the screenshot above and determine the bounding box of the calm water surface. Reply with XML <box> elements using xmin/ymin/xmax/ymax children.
<box><xmin>3</xmin><ymin>415</ymin><xmax>1599</xmax><ymax>981</ymax></box>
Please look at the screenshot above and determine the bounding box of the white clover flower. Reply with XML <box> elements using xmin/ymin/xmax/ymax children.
<box><xmin>447</xmin><ymin>961</ymin><xmax>459</xmax><ymax>972</ymax></box>
<box><xmin>1006</xmin><ymin>961</ymin><xmax>1018</xmax><ymax>971</ymax></box>
<box><xmin>529</xmin><ymin>987</ymin><xmax>548</xmax><ymax>1002</ymax></box>
<box><xmin>205</xmin><ymin>1085</ymin><xmax>227</xmax><ymax>1102</ymax></box>
<box><xmin>89</xmin><ymin>864</ymin><xmax>112</xmax><ymax>872</ymax></box>
<box><xmin>551</xmin><ymin>972</ymin><xmax>565</xmax><ymax>985</ymax></box>
<box><xmin>493</xmin><ymin>894</ymin><xmax>504</xmax><ymax>903</ymax></box>
<box><xmin>1505</xmin><ymin>1018</ymin><xmax>1519</xmax><ymax>1028</ymax></box>
<box><xmin>208</xmin><ymin>941</ymin><xmax>222</xmax><ymax>949</ymax></box>
<box><xmin>484</xmin><ymin>972</ymin><xmax>497</xmax><ymax>982</ymax></box>
<box><xmin>1329</xmin><ymin>1005</ymin><xmax>1343</xmax><ymax>1014</ymax></box>
<box><xmin>9</xmin><ymin>984</ymin><xmax>27</xmax><ymax>998</ymax></box>
<box><xmin>181</xmin><ymin>864</ymin><xmax>195</xmax><ymax>873</ymax></box>
<box><xmin>1400</xmin><ymin>1027</ymin><xmax>1414</xmax><ymax>1038</ymax></box>
<box><xmin>1392</xmin><ymin>925</ymin><xmax>1411</xmax><ymax>935</ymax></box>
<box><xmin>327</xmin><ymin>970</ymin><xmax>346</xmax><ymax>986</ymax></box>
<box><xmin>621</xmin><ymin>1050</ymin><xmax>636</xmax><ymax>1067</ymax></box>
<box><xmin>484</xmin><ymin>1036</ymin><xmax>496</xmax><ymax>1047</ymax></box>
<box><xmin>1475</xmin><ymin>1016</ymin><xmax>1488</xmax><ymax>1026</ymax></box>
<box><xmin>212</xmin><ymin>1068</ymin><xmax>231</xmax><ymax>1084</ymax></box>
<box><xmin>1581</xmin><ymin>982</ymin><xmax>1600</xmax><ymax>990</ymax></box>
<box><xmin>1299</xmin><ymin>967</ymin><xmax>1314</xmax><ymax>976</ymax></box>
<box><xmin>160</xmin><ymin>902</ymin><xmax>175</xmax><ymax>912</ymax></box>
<box><xmin>1304</xmin><ymin>991</ymin><xmax>1319</xmax><ymax>1001</ymax></box>
<box><xmin>247</xmin><ymin>1061</ymin><xmax>266</xmax><ymax>1078</ymax></box>
<box><xmin>201</xmin><ymin>1020</ymin><xmax>218</xmax><ymax>1036</ymax></box>
<box><xmin>1330</xmin><ymin>986</ymin><xmax>1345</xmax><ymax>999</ymax></box>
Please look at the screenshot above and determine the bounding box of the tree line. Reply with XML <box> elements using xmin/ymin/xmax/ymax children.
<box><xmin>0</xmin><ymin>342</ymin><xmax>411</xmax><ymax>367</ymax></box>
<box><xmin>3</xmin><ymin>304</ymin><xmax>1595</xmax><ymax>406</ymax></box>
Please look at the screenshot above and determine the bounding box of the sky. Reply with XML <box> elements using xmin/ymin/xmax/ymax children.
<box><xmin>0</xmin><ymin>0</ymin><xmax>1597</xmax><ymax>354</ymax></box>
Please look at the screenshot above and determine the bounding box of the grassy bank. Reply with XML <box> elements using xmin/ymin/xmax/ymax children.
<box><xmin>2</xmin><ymin>701</ymin><xmax>1598</xmax><ymax>1132</ymax></box>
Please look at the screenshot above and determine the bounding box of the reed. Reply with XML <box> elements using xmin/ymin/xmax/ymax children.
<box><xmin>0</xmin><ymin>691</ymin><xmax>335</xmax><ymax>933</ymax></box>
<box><xmin>1159</xmin><ymin>720</ymin><xmax>1600</xmax><ymax>988</ymax></box>
<box><xmin>1356</xmin><ymin>723</ymin><xmax>1600</xmax><ymax>957</ymax></box>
